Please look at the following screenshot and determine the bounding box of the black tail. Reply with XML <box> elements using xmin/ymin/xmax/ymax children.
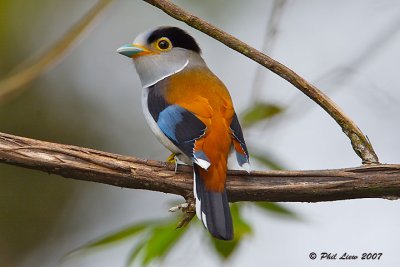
<box><xmin>193</xmin><ymin>165</ymin><xmax>233</xmax><ymax>240</ymax></box>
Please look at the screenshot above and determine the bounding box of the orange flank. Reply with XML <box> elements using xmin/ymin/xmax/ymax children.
<box><xmin>165</xmin><ymin>67</ymin><xmax>235</xmax><ymax>192</ymax></box>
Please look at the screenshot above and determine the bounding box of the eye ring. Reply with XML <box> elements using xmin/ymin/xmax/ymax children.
<box><xmin>156</xmin><ymin>37</ymin><xmax>172</xmax><ymax>51</ymax></box>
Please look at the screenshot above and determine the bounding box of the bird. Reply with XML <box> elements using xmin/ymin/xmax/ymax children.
<box><xmin>117</xmin><ymin>26</ymin><xmax>250</xmax><ymax>240</ymax></box>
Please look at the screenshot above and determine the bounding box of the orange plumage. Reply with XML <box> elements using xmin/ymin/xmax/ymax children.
<box><xmin>165</xmin><ymin>67</ymin><xmax>234</xmax><ymax>192</ymax></box>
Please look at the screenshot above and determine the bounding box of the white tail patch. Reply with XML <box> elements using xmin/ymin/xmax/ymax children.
<box><xmin>201</xmin><ymin>212</ymin><xmax>208</xmax><ymax>229</ymax></box>
<box><xmin>193</xmin><ymin>170</ymin><xmax>202</xmax><ymax>220</ymax></box>
<box><xmin>193</xmin><ymin>168</ymin><xmax>208</xmax><ymax>230</ymax></box>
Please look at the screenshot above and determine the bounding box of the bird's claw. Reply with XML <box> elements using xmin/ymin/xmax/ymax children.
<box><xmin>166</xmin><ymin>153</ymin><xmax>176</xmax><ymax>163</ymax></box>
<box><xmin>166</xmin><ymin>153</ymin><xmax>179</xmax><ymax>173</ymax></box>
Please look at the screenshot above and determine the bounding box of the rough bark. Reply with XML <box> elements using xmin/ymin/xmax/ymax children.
<box><xmin>1</xmin><ymin>132</ymin><xmax>398</xmax><ymax>203</ymax></box>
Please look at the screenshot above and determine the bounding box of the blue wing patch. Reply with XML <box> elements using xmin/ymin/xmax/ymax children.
<box><xmin>147</xmin><ymin>83</ymin><xmax>209</xmax><ymax>167</ymax></box>
<box><xmin>157</xmin><ymin>105</ymin><xmax>207</xmax><ymax>160</ymax></box>
<box><xmin>158</xmin><ymin>105</ymin><xmax>186</xmax><ymax>142</ymax></box>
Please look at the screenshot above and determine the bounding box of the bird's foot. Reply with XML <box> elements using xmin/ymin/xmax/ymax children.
<box><xmin>166</xmin><ymin>153</ymin><xmax>176</xmax><ymax>163</ymax></box>
<box><xmin>166</xmin><ymin>153</ymin><xmax>179</xmax><ymax>173</ymax></box>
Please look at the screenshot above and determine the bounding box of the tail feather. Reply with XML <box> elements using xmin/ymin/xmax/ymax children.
<box><xmin>194</xmin><ymin>166</ymin><xmax>233</xmax><ymax>240</ymax></box>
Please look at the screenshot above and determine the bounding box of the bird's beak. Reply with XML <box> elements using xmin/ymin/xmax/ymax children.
<box><xmin>116</xmin><ymin>43</ymin><xmax>152</xmax><ymax>58</ymax></box>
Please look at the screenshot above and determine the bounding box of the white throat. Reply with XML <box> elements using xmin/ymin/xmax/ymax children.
<box><xmin>133</xmin><ymin>49</ymin><xmax>206</xmax><ymax>88</ymax></box>
<box><xmin>133</xmin><ymin>48</ymin><xmax>190</xmax><ymax>88</ymax></box>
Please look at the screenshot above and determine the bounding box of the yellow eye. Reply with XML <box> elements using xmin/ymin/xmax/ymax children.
<box><xmin>156</xmin><ymin>37</ymin><xmax>172</xmax><ymax>51</ymax></box>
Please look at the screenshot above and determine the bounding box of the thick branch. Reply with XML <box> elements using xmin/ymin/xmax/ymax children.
<box><xmin>0</xmin><ymin>132</ymin><xmax>398</xmax><ymax>202</ymax></box>
<box><xmin>141</xmin><ymin>0</ymin><xmax>379</xmax><ymax>165</ymax></box>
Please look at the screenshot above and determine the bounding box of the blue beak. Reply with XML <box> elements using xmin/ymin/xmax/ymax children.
<box><xmin>117</xmin><ymin>44</ymin><xmax>148</xmax><ymax>58</ymax></box>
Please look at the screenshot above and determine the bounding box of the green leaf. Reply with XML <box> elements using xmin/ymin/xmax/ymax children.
<box><xmin>132</xmin><ymin>220</ymin><xmax>189</xmax><ymax>266</ymax></box>
<box><xmin>64</xmin><ymin>221</ymin><xmax>152</xmax><ymax>259</ymax></box>
<box><xmin>126</xmin><ymin>239</ymin><xmax>147</xmax><ymax>267</ymax></box>
<box><xmin>251</xmin><ymin>153</ymin><xmax>285</xmax><ymax>170</ymax></box>
<box><xmin>211</xmin><ymin>204</ymin><xmax>252</xmax><ymax>259</ymax></box>
<box><xmin>241</xmin><ymin>102</ymin><xmax>283</xmax><ymax>127</ymax></box>
<box><xmin>254</xmin><ymin>202</ymin><xmax>297</xmax><ymax>218</ymax></box>
<box><xmin>84</xmin><ymin>222</ymin><xmax>151</xmax><ymax>249</ymax></box>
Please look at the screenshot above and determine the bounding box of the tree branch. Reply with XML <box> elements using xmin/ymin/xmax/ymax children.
<box><xmin>141</xmin><ymin>0</ymin><xmax>379</xmax><ymax>165</ymax></box>
<box><xmin>0</xmin><ymin>0</ymin><xmax>114</xmax><ymax>104</ymax></box>
<box><xmin>1</xmin><ymin>132</ymin><xmax>398</xmax><ymax>202</ymax></box>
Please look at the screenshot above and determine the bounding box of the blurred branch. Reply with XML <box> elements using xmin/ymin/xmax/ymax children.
<box><xmin>1</xmin><ymin>132</ymin><xmax>399</xmax><ymax>203</ymax></box>
<box><xmin>250</xmin><ymin>0</ymin><xmax>287</xmax><ymax>100</ymax></box>
<box><xmin>0</xmin><ymin>0</ymin><xmax>114</xmax><ymax>104</ymax></box>
<box><xmin>141</xmin><ymin>0</ymin><xmax>379</xmax><ymax>165</ymax></box>
<box><xmin>268</xmin><ymin>15</ymin><xmax>400</xmax><ymax>128</ymax></box>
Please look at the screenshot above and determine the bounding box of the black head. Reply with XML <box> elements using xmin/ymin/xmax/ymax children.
<box><xmin>147</xmin><ymin>26</ymin><xmax>201</xmax><ymax>54</ymax></box>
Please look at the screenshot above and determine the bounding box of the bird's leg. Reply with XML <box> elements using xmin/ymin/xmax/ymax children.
<box><xmin>166</xmin><ymin>152</ymin><xmax>176</xmax><ymax>163</ymax></box>
<box><xmin>166</xmin><ymin>153</ymin><xmax>180</xmax><ymax>173</ymax></box>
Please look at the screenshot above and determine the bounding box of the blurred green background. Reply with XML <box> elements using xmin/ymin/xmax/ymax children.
<box><xmin>1</xmin><ymin>0</ymin><xmax>400</xmax><ymax>266</ymax></box>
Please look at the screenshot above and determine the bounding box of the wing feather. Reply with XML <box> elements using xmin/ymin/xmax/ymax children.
<box><xmin>230</xmin><ymin>113</ymin><xmax>250</xmax><ymax>171</ymax></box>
